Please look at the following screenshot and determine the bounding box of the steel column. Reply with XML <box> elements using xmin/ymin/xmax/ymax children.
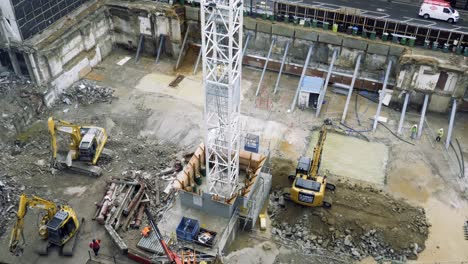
<box><xmin>243</xmin><ymin>33</ymin><xmax>252</xmax><ymax>57</ymax></box>
<box><xmin>372</xmin><ymin>60</ymin><xmax>392</xmax><ymax>132</ymax></box>
<box><xmin>417</xmin><ymin>94</ymin><xmax>429</xmax><ymax>139</ymax></box>
<box><xmin>397</xmin><ymin>92</ymin><xmax>410</xmax><ymax>135</ymax></box>
<box><xmin>273</xmin><ymin>41</ymin><xmax>290</xmax><ymax>94</ymax></box>
<box><xmin>445</xmin><ymin>99</ymin><xmax>457</xmax><ymax>150</ymax></box>
<box><xmin>341</xmin><ymin>54</ymin><xmax>361</xmax><ymax>123</ymax></box>
<box><xmin>256</xmin><ymin>37</ymin><xmax>276</xmax><ymax>96</ymax></box>
<box><xmin>316</xmin><ymin>49</ymin><xmax>338</xmax><ymax>118</ymax></box>
<box><xmin>135</xmin><ymin>34</ymin><xmax>144</xmax><ymax>64</ymax></box>
<box><xmin>290</xmin><ymin>45</ymin><xmax>313</xmax><ymax>112</ymax></box>
<box><xmin>175</xmin><ymin>24</ymin><xmax>191</xmax><ymax>70</ymax></box>
<box><xmin>155</xmin><ymin>35</ymin><xmax>165</xmax><ymax>64</ymax></box>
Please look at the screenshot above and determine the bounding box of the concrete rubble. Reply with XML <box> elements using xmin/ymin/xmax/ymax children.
<box><xmin>60</xmin><ymin>80</ymin><xmax>116</xmax><ymax>105</ymax></box>
<box><xmin>0</xmin><ymin>175</ymin><xmax>23</xmax><ymax>238</ymax></box>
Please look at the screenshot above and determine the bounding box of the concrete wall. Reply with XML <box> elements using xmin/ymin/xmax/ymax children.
<box><xmin>180</xmin><ymin>191</ymin><xmax>236</xmax><ymax>218</ymax></box>
<box><xmin>39</xmin><ymin>9</ymin><xmax>113</xmax><ymax>106</ymax></box>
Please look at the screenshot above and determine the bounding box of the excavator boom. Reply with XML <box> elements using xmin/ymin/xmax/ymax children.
<box><xmin>310</xmin><ymin>125</ymin><xmax>327</xmax><ymax>178</ymax></box>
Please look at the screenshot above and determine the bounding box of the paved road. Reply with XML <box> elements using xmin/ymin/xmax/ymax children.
<box><xmin>297</xmin><ymin>0</ymin><xmax>468</xmax><ymax>32</ymax></box>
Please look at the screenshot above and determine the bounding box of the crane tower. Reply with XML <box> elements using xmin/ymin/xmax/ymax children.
<box><xmin>200</xmin><ymin>0</ymin><xmax>243</xmax><ymax>199</ymax></box>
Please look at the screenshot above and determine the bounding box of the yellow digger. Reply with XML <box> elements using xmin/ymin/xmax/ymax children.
<box><xmin>283</xmin><ymin>125</ymin><xmax>335</xmax><ymax>208</ymax></box>
<box><xmin>48</xmin><ymin>117</ymin><xmax>113</xmax><ymax>176</ymax></box>
<box><xmin>9</xmin><ymin>194</ymin><xmax>83</xmax><ymax>256</ymax></box>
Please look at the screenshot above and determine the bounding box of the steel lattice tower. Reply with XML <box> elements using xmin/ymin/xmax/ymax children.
<box><xmin>201</xmin><ymin>0</ymin><xmax>242</xmax><ymax>199</ymax></box>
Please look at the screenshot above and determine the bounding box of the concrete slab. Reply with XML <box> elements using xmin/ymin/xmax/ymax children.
<box><xmin>342</xmin><ymin>38</ymin><xmax>368</xmax><ymax>51</ymax></box>
<box><xmin>294</xmin><ymin>28</ymin><xmax>318</xmax><ymax>41</ymax></box>
<box><xmin>257</xmin><ymin>20</ymin><xmax>272</xmax><ymax>34</ymax></box>
<box><xmin>389</xmin><ymin>45</ymin><xmax>406</xmax><ymax>56</ymax></box>
<box><xmin>318</xmin><ymin>32</ymin><xmax>343</xmax><ymax>46</ymax></box>
<box><xmin>244</xmin><ymin>17</ymin><xmax>257</xmax><ymax>31</ymax></box>
<box><xmin>272</xmin><ymin>24</ymin><xmax>294</xmax><ymax>37</ymax></box>
<box><xmin>308</xmin><ymin>131</ymin><xmax>389</xmax><ymax>185</ymax></box>
<box><xmin>367</xmin><ymin>43</ymin><xmax>390</xmax><ymax>55</ymax></box>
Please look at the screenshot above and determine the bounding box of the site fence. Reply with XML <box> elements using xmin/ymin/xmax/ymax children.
<box><xmin>271</xmin><ymin>0</ymin><xmax>468</xmax><ymax>50</ymax></box>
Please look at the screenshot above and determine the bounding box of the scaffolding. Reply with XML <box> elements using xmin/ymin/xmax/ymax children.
<box><xmin>201</xmin><ymin>0</ymin><xmax>243</xmax><ymax>199</ymax></box>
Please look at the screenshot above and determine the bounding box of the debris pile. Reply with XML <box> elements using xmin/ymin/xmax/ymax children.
<box><xmin>0</xmin><ymin>175</ymin><xmax>24</xmax><ymax>237</ymax></box>
<box><xmin>61</xmin><ymin>80</ymin><xmax>116</xmax><ymax>105</ymax></box>
<box><xmin>268</xmin><ymin>180</ymin><xmax>429</xmax><ymax>262</ymax></box>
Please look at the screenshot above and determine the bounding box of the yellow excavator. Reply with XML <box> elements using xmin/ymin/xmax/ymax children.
<box><xmin>283</xmin><ymin>125</ymin><xmax>336</xmax><ymax>208</ymax></box>
<box><xmin>9</xmin><ymin>194</ymin><xmax>84</xmax><ymax>256</ymax></box>
<box><xmin>48</xmin><ymin>117</ymin><xmax>113</xmax><ymax>177</ymax></box>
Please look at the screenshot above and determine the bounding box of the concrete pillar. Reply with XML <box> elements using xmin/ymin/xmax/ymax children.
<box><xmin>8</xmin><ymin>50</ymin><xmax>22</xmax><ymax>76</ymax></box>
<box><xmin>397</xmin><ymin>92</ymin><xmax>410</xmax><ymax>135</ymax></box>
<box><xmin>372</xmin><ymin>60</ymin><xmax>392</xmax><ymax>132</ymax></box>
<box><xmin>27</xmin><ymin>53</ymin><xmax>42</xmax><ymax>85</ymax></box>
<box><xmin>445</xmin><ymin>99</ymin><xmax>457</xmax><ymax>149</ymax></box>
<box><xmin>417</xmin><ymin>94</ymin><xmax>430</xmax><ymax>139</ymax></box>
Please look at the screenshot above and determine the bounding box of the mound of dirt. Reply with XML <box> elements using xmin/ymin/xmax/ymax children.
<box><xmin>268</xmin><ymin>157</ymin><xmax>429</xmax><ymax>262</ymax></box>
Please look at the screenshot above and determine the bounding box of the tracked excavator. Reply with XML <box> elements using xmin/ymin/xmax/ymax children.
<box><xmin>48</xmin><ymin>117</ymin><xmax>113</xmax><ymax>177</ymax></box>
<box><xmin>9</xmin><ymin>194</ymin><xmax>84</xmax><ymax>256</ymax></box>
<box><xmin>283</xmin><ymin>124</ymin><xmax>336</xmax><ymax>208</ymax></box>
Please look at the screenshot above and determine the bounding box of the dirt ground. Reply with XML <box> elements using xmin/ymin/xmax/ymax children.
<box><xmin>0</xmin><ymin>47</ymin><xmax>467</xmax><ymax>264</ymax></box>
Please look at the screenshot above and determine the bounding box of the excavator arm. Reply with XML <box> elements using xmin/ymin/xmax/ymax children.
<box><xmin>48</xmin><ymin>117</ymin><xmax>84</xmax><ymax>163</ymax></box>
<box><xmin>9</xmin><ymin>194</ymin><xmax>57</xmax><ymax>255</ymax></box>
<box><xmin>310</xmin><ymin>125</ymin><xmax>327</xmax><ymax>178</ymax></box>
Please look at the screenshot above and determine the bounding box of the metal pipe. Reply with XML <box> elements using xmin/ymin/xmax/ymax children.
<box><xmin>417</xmin><ymin>94</ymin><xmax>429</xmax><ymax>139</ymax></box>
<box><xmin>175</xmin><ymin>24</ymin><xmax>191</xmax><ymax>70</ymax></box>
<box><xmin>193</xmin><ymin>48</ymin><xmax>202</xmax><ymax>74</ymax></box>
<box><xmin>397</xmin><ymin>92</ymin><xmax>410</xmax><ymax>135</ymax></box>
<box><xmin>341</xmin><ymin>54</ymin><xmax>361</xmax><ymax>123</ymax></box>
<box><xmin>256</xmin><ymin>37</ymin><xmax>276</xmax><ymax>96</ymax></box>
<box><xmin>290</xmin><ymin>45</ymin><xmax>313</xmax><ymax>112</ymax></box>
<box><xmin>316</xmin><ymin>49</ymin><xmax>338</xmax><ymax>117</ymax></box>
<box><xmin>445</xmin><ymin>99</ymin><xmax>457</xmax><ymax>149</ymax></box>
<box><xmin>243</xmin><ymin>33</ymin><xmax>252</xmax><ymax>57</ymax></box>
<box><xmin>135</xmin><ymin>34</ymin><xmax>144</xmax><ymax>64</ymax></box>
<box><xmin>273</xmin><ymin>40</ymin><xmax>290</xmax><ymax>94</ymax></box>
<box><xmin>372</xmin><ymin>60</ymin><xmax>393</xmax><ymax>132</ymax></box>
<box><xmin>155</xmin><ymin>34</ymin><xmax>165</xmax><ymax>64</ymax></box>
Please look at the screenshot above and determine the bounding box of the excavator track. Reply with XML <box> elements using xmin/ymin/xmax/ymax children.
<box><xmin>69</xmin><ymin>162</ymin><xmax>102</xmax><ymax>177</ymax></box>
<box><xmin>62</xmin><ymin>217</ymin><xmax>85</xmax><ymax>256</ymax></box>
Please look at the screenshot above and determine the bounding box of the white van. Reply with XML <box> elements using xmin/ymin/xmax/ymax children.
<box><xmin>419</xmin><ymin>0</ymin><xmax>460</xmax><ymax>23</ymax></box>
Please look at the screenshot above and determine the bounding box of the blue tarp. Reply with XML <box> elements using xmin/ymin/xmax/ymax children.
<box><xmin>300</xmin><ymin>76</ymin><xmax>324</xmax><ymax>94</ymax></box>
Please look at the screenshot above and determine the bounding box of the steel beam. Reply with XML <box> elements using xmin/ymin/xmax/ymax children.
<box><xmin>372</xmin><ymin>60</ymin><xmax>392</xmax><ymax>132</ymax></box>
<box><xmin>135</xmin><ymin>34</ymin><xmax>144</xmax><ymax>64</ymax></box>
<box><xmin>273</xmin><ymin>41</ymin><xmax>290</xmax><ymax>94</ymax></box>
<box><xmin>155</xmin><ymin>34</ymin><xmax>165</xmax><ymax>64</ymax></box>
<box><xmin>290</xmin><ymin>45</ymin><xmax>313</xmax><ymax>112</ymax></box>
<box><xmin>341</xmin><ymin>54</ymin><xmax>361</xmax><ymax>123</ymax></box>
<box><xmin>316</xmin><ymin>49</ymin><xmax>338</xmax><ymax>118</ymax></box>
<box><xmin>256</xmin><ymin>37</ymin><xmax>276</xmax><ymax>96</ymax></box>
<box><xmin>193</xmin><ymin>48</ymin><xmax>202</xmax><ymax>74</ymax></box>
<box><xmin>397</xmin><ymin>92</ymin><xmax>410</xmax><ymax>135</ymax></box>
<box><xmin>445</xmin><ymin>99</ymin><xmax>457</xmax><ymax>149</ymax></box>
<box><xmin>175</xmin><ymin>24</ymin><xmax>191</xmax><ymax>70</ymax></box>
<box><xmin>417</xmin><ymin>94</ymin><xmax>429</xmax><ymax>139</ymax></box>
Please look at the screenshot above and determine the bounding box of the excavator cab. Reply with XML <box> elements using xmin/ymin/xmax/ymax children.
<box><xmin>78</xmin><ymin>133</ymin><xmax>98</xmax><ymax>162</ymax></box>
<box><xmin>46</xmin><ymin>211</ymin><xmax>78</xmax><ymax>247</ymax></box>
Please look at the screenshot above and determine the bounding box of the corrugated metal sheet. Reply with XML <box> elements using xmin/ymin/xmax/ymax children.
<box><xmin>137</xmin><ymin>232</ymin><xmax>171</xmax><ymax>255</ymax></box>
<box><xmin>301</xmin><ymin>76</ymin><xmax>324</xmax><ymax>94</ymax></box>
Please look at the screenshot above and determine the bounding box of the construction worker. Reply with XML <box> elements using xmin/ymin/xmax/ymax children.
<box><xmin>436</xmin><ymin>128</ymin><xmax>444</xmax><ymax>142</ymax></box>
<box><xmin>141</xmin><ymin>226</ymin><xmax>152</xmax><ymax>237</ymax></box>
<box><xmin>410</xmin><ymin>124</ymin><xmax>418</xmax><ymax>140</ymax></box>
<box><xmin>89</xmin><ymin>239</ymin><xmax>101</xmax><ymax>256</ymax></box>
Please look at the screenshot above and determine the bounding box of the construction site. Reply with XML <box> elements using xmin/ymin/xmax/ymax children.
<box><xmin>0</xmin><ymin>0</ymin><xmax>467</xmax><ymax>263</ymax></box>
